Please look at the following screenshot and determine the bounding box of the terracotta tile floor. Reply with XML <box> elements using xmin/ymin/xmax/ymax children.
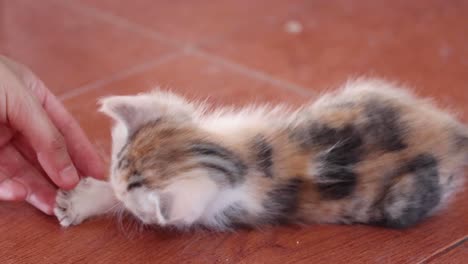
<box><xmin>1</xmin><ymin>0</ymin><xmax>467</xmax><ymax>263</ymax></box>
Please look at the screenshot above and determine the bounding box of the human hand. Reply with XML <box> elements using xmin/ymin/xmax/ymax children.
<box><xmin>0</xmin><ymin>55</ymin><xmax>105</xmax><ymax>214</ymax></box>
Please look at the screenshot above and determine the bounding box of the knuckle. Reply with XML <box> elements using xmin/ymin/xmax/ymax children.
<box><xmin>24</xmin><ymin>77</ymin><xmax>47</xmax><ymax>102</ymax></box>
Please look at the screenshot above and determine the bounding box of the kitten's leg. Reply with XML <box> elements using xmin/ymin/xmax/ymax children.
<box><xmin>373</xmin><ymin>154</ymin><xmax>441</xmax><ymax>228</ymax></box>
<box><xmin>54</xmin><ymin>177</ymin><xmax>118</xmax><ymax>227</ymax></box>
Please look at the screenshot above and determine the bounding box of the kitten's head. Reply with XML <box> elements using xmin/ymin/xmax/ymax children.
<box><xmin>99</xmin><ymin>91</ymin><xmax>217</xmax><ymax>226</ymax></box>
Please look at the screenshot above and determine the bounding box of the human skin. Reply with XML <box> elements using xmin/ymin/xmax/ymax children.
<box><xmin>0</xmin><ymin>55</ymin><xmax>105</xmax><ymax>214</ymax></box>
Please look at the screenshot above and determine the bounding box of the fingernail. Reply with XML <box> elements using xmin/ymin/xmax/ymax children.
<box><xmin>60</xmin><ymin>166</ymin><xmax>79</xmax><ymax>188</ymax></box>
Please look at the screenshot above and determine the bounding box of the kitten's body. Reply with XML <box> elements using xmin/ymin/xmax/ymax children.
<box><xmin>55</xmin><ymin>79</ymin><xmax>467</xmax><ymax>230</ymax></box>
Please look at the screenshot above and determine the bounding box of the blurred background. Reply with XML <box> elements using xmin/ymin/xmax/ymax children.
<box><xmin>0</xmin><ymin>1</ymin><xmax>467</xmax><ymax>263</ymax></box>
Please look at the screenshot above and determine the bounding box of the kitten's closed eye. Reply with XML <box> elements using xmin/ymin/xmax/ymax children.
<box><xmin>126</xmin><ymin>174</ymin><xmax>147</xmax><ymax>191</ymax></box>
<box><xmin>127</xmin><ymin>181</ymin><xmax>144</xmax><ymax>191</ymax></box>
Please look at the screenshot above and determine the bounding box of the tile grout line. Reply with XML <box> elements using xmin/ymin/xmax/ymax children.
<box><xmin>188</xmin><ymin>48</ymin><xmax>315</xmax><ymax>97</ymax></box>
<box><xmin>58</xmin><ymin>51</ymin><xmax>182</xmax><ymax>101</ymax></box>
<box><xmin>60</xmin><ymin>0</ymin><xmax>316</xmax><ymax>98</ymax></box>
<box><xmin>59</xmin><ymin>0</ymin><xmax>183</xmax><ymax>48</ymax></box>
<box><xmin>417</xmin><ymin>236</ymin><xmax>467</xmax><ymax>263</ymax></box>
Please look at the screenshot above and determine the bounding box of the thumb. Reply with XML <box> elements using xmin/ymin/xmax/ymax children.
<box><xmin>1</xmin><ymin>68</ymin><xmax>79</xmax><ymax>189</ymax></box>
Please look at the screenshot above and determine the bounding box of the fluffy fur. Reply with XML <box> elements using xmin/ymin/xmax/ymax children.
<box><xmin>54</xmin><ymin>79</ymin><xmax>468</xmax><ymax>230</ymax></box>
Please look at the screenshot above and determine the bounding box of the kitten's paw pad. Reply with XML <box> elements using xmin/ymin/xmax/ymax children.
<box><xmin>54</xmin><ymin>190</ymin><xmax>81</xmax><ymax>227</ymax></box>
<box><xmin>53</xmin><ymin>178</ymin><xmax>92</xmax><ymax>227</ymax></box>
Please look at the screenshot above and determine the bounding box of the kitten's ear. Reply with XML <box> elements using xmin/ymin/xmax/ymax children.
<box><xmin>99</xmin><ymin>96</ymin><xmax>143</xmax><ymax>132</ymax></box>
<box><xmin>99</xmin><ymin>91</ymin><xmax>195</xmax><ymax>135</ymax></box>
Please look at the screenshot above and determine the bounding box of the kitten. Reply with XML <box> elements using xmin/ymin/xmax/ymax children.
<box><xmin>54</xmin><ymin>78</ymin><xmax>467</xmax><ymax>230</ymax></box>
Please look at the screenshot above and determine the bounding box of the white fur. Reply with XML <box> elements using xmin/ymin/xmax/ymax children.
<box><xmin>55</xmin><ymin>178</ymin><xmax>117</xmax><ymax>227</ymax></box>
<box><xmin>122</xmin><ymin>187</ymin><xmax>165</xmax><ymax>225</ymax></box>
<box><xmin>199</xmin><ymin>105</ymin><xmax>296</xmax><ymax>138</ymax></box>
<box><xmin>163</xmin><ymin>172</ymin><xmax>219</xmax><ymax>226</ymax></box>
<box><xmin>201</xmin><ymin>182</ymin><xmax>262</xmax><ymax>229</ymax></box>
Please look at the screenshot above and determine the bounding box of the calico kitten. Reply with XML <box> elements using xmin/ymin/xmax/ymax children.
<box><xmin>54</xmin><ymin>79</ymin><xmax>467</xmax><ymax>230</ymax></box>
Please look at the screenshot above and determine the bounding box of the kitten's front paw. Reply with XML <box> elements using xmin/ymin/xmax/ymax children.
<box><xmin>54</xmin><ymin>190</ymin><xmax>81</xmax><ymax>227</ymax></box>
<box><xmin>54</xmin><ymin>179</ymin><xmax>92</xmax><ymax>227</ymax></box>
<box><xmin>53</xmin><ymin>177</ymin><xmax>117</xmax><ymax>227</ymax></box>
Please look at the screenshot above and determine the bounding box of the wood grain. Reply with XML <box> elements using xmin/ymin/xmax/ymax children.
<box><xmin>427</xmin><ymin>238</ymin><xmax>467</xmax><ymax>264</ymax></box>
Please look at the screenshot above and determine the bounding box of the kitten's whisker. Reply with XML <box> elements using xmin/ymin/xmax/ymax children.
<box><xmin>105</xmin><ymin>203</ymin><xmax>121</xmax><ymax>214</ymax></box>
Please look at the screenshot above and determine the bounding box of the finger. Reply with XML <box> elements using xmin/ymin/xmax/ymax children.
<box><xmin>0</xmin><ymin>125</ymin><xmax>29</xmax><ymax>201</ymax></box>
<box><xmin>1</xmin><ymin>67</ymin><xmax>79</xmax><ymax>189</ymax></box>
<box><xmin>41</xmin><ymin>90</ymin><xmax>106</xmax><ymax>180</ymax></box>
<box><xmin>0</xmin><ymin>126</ymin><xmax>51</xmax><ymax>195</ymax></box>
<box><xmin>0</xmin><ymin>144</ymin><xmax>57</xmax><ymax>214</ymax></box>
<box><xmin>2</xmin><ymin>57</ymin><xmax>105</xmax><ymax>180</ymax></box>
<box><xmin>11</xmin><ymin>135</ymin><xmax>58</xmax><ymax>189</ymax></box>
<box><xmin>0</xmin><ymin>126</ymin><xmax>38</xmax><ymax>200</ymax></box>
<box><xmin>11</xmin><ymin>133</ymin><xmax>48</xmax><ymax>176</ymax></box>
<box><xmin>16</xmin><ymin>171</ymin><xmax>57</xmax><ymax>215</ymax></box>
<box><xmin>0</xmin><ymin>178</ymin><xmax>27</xmax><ymax>201</ymax></box>
<box><xmin>7</xmin><ymin>107</ymin><xmax>76</xmax><ymax>188</ymax></box>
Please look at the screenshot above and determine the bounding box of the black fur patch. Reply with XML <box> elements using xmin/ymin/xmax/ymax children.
<box><xmin>216</xmin><ymin>203</ymin><xmax>250</xmax><ymax>229</ymax></box>
<box><xmin>377</xmin><ymin>154</ymin><xmax>441</xmax><ymax>229</ymax></box>
<box><xmin>317</xmin><ymin>125</ymin><xmax>364</xmax><ymax>165</ymax></box>
<box><xmin>308</xmin><ymin>124</ymin><xmax>342</xmax><ymax>146</ymax></box>
<box><xmin>261</xmin><ymin>178</ymin><xmax>303</xmax><ymax>224</ymax></box>
<box><xmin>364</xmin><ymin>102</ymin><xmax>407</xmax><ymax>152</ymax></box>
<box><xmin>312</xmin><ymin>124</ymin><xmax>363</xmax><ymax>200</ymax></box>
<box><xmin>251</xmin><ymin>135</ymin><xmax>274</xmax><ymax>178</ymax></box>
<box><xmin>316</xmin><ymin>167</ymin><xmax>358</xmax><ymax>200</ymax></box>
<box><xmin>191</xmin><ymin>142</ymin><xmax>247</xmax><ymax>185</ymax></box>
<box><xmin>405</xmin><ymin>154</ymin><xmax>439</xmax><ymax>173</ymax></box>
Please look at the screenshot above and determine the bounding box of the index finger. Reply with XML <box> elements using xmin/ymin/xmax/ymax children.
<box><xmin>41</xmin><ymin>88</ymin><xmax>106</xmax><ymax>180</ymax></box>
